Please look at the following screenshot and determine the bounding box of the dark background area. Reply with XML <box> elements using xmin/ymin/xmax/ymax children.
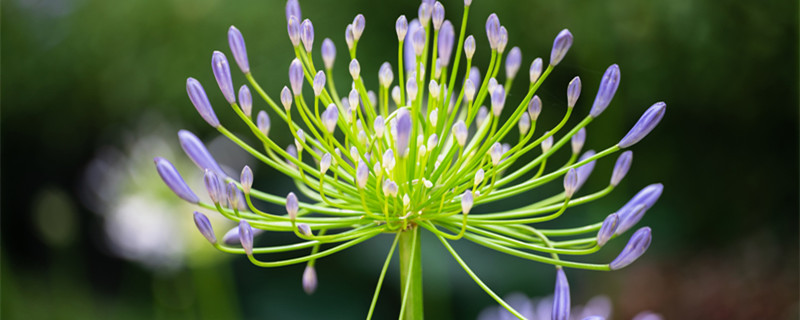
<box><xmin>2</xmin><ymin>0</ymin><xmax>798</xmax><ymax>319</ymax></box>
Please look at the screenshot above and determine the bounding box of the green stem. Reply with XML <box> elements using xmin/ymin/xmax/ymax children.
<box><xmin>398</xmin><ymin>226</ymin><xmax>423</xmax><ymax>320</ymax></box>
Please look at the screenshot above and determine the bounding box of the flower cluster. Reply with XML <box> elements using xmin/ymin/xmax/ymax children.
<box><xmin>155</xmin><ymin>0</ymin><xmax>665</xmax><ymax>318</ymax></box>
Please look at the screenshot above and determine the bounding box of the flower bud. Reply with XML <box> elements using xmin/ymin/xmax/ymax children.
<box><xmin>461</xmin><ymin>190</ymin><xmax>473</xmax><ymax>215</ymax></box>
<box><xmin>356</xmin><ymin>162</ymin><xmax>369</xmax><ymax>189</ymax></box>
<box><xmin>228</xmin><ymin>26</ymin><xmax>250</xmax><ymax>74</ymax></box>
<box><xmin>289</xmin><ymin>59</ymin><xmax>304</xmax><ymax>95</ymax></box>
<box><xmin>476</xmin><ymin>106</ymin><xmax>489</xmax><ymax>127</ymax></box>
<box><xmin>287</xmin><ymin>16</ymin><xmax>301</xmax><ymax>47</ymax></box>
<box><xmin>529</xmin><ymin>57</ymin><xmax>543</xmax><ymax>84</ymax></box>
<box><xmin>204</xmin><ymin>169</ymin><xmax>224</xmax><ymax>204</ymax></box>
<box><xmin>563</xmin><ymin>168</ymin><xmax>579</xmax><ymax>198</ymax></box>
<box><xmin>186</xmin><ymin>78</ymin><xmax>220</xmax><ymax>127</ymax></box>
<box><xmin>391</xmin><ymin>86</ymin><xmax>401</xmax><ymax>106</ymax></box>
<box><xmin>281</xmin><ymin>86</ymin><xmax>293</xmax><ymax>111</ymax></box>
<box><xmin>528</xmin><ymin>95</ymin><xmax>542</xmax><ymax>121</ymax></box>
<box><xmin>352</xmin><ymin>14</ymin><xmax>365</xmax><ymax>41</ymax></box>
<box><xmin>505</xmin><ymin>46</ymin><xmax>522</xmax><ymax>79</ymax></box>
<box><xmin>571</xmin><ymin>128</ymin><xmax>586</xmax><ymax>155</ymax></box>
<box><xmin>295</xmin><ymin>129</ymin><xmax>305</xmax><ymax>152</ymax></box>
<box><xmin>615</xmin><ymin>184</ymin><xmax>663</xmax><ymax>235</ymax></box>
<box><xmin>474</xmin><ymin>168</ymin><xmax>485</xmax><ymax>186</ymax></box>
<box><xmin>589</xmin><ymin>64</ymin><xmax>621</xmax><ymax>118</ymax></box>
<box><xmin>552</xmin><ymin>268</ymin><xmax>571</xmax><ymax>320</ymax></box>
<box><xmin>618</xmin><ymin>102</ymin><xmax>666</xmax><ymax>148</ymax></box>
<box><xmin>382</xmin><ymin>149</ymin><xmax>396</xmax><ymax>171</ymax></box>
<box><xmin>178</xmin><ymin>130</ymin><xmax>225</xmax><ymax>175</ymax></box>
<box><xmin>396</xmin><ymin>15</ymin><xmax>409</xmax><ymax>41</ymax></box>
<box><xmin>485</xmin><ymin>13</ymin><xmax>501</xmax><ymax>50</ymax></box>
<box><xmin>439</xmin><ymin>21</ymin><xmax>455</xmax><ymax>66</ymax></box>
<box><xmin>318</xmin><ymin>104</ymin><xmax>336</xmax><ymax>133</ymax></box>
<box><xmin>418</xmin><ymin>2</ymin><xmax>432</xmax><ymax>26</ymax></box>
<box><xmin>383</xmin><ymin>179</ymin><xmax>398</xmax><ymax>197</ymax></box>
<box><xmin>301</xmin><ymin>19</ymin><xmax>314</xmax><ymax>53</ymax></box>
<box><xmin>379</xmin><ymin>62</ymin><xmax>394</xmax><ymax>88</ymax></box>
<box><xmin>464</xmin><ymin>79</ymin><xmax>476</xmax><ymax>102</ymax></box>
<box><xmin>297</xmin><ymin>223</ymin><xmax>312</xmax><ymax>237</ymax></box>
<box><xmin>222</xmin><ymin>225</ymin><xmax>264</xmax><ymax>245</ymax></box>
<box><xmin>426</xmin><ymin>134</ymin><xmax>438</xmax><ymax>151</ymax></box>
<box><xmin>257</xmin><ymin>110</ymin><xmax>271</xmax><ymax>136</ymax></box>
<box><xmin>488</xmin><ymin>77</ymin><xmax>498</xmax><ymax>93</ymax></box>
<box><xmin>349</xmin><ymin>59</ymin><xmax>361</xmax><ymax>80</ymax></box>
<box><xmin>490</xmin><ymin>142</ymin><xmax>503</xmax><ymax>166</ymax></box>
<box><xmin>286</xmin><ymin>192</ymin><xmax>299</xmax><ymax>220</ymax></box>
<box><xmin>303</xmin><ymin>265</ymin><xmax>318</xmax><ymax>295</ymax></box>
<box><xmin>609</xmin><ymin>226</ymin><xmax>651</xmax><ymax>270</ymax></box>
<box><xmin>285</xmin><ymin>0</ymin><xmax>301</xmax><ymax>22</ymax></box>
<box><xmin>396</xmin><ymin>110</ymin><xmax>412</xmax><ymax>158</ymax></box>
<box><xmin>406</xmin><ymin>79</ymin><xmax>418</xmax><ymax>102</ymax></box>
<box><xmin>550</xmin><ymin>29</ymin><xmax>573</xmax><ymax>66</ymax></box>
<box><xmin>596</xmin><ymin>213</ymin><xmax>618</xmax><ymax>247</ymax></box>
<box><xmin>238</xmin><ymin>85</ymin><xmax>253</xmax><ymax>117</ymax></box>
<box><xmin>322</xmin><ymin>38</ymin><xmax>336</xmax><ymax>70</ymax></box>
<box><xmin>432</xmin><ymin>2</ymin><xmax>445</xmax><ymax>30</ymax></box>
<box><xmin>491</xmin><ymin>86</ymin><xmax>506</xmax><ymax>117</ymax></box>
<box><xmin>239</xmin><ymin>219</ymin><xmax>254</xmax><ymax>256</ymax></box>
<box><xmin>429</xmin><ymin>80</ymin><xmax>440</xmax><ymax>99</ymax></box>
<box><xmin>286</xmin><ymin>145</ymin><xmax>298</xmax><ymax>169</ymax></box>
<box><xmin>453</xmin><ymin>120</ymin><xmax>467</xmax><ymax>147</ymax></box>
<box><xmin>610</xmin><ymin>151</ymin><xmax>633</xmax><ymax>186</ymax></box>
<box><xmin>403</xmin><ymin>194</ymin><xmax>411</xmax><ymax>208</ymax></box>
<box><xmin>541</xmin><ymin>133</ymin><xmax>553</xmax><ymax>153</ymax></box>
<box><xmin>313</xmin><ymin>71</ymin><xmax>326</xmax><ymax>97</ymax></box>
<box><xmin>226</xmin><ymin>182</ymin><xmax>239</xmax><ymax>208</ymax></box>
<box><xmin>241</xmin><ymin>165</ymin><xmax>253</xmax><ymax>194</ymax></box>
<box><xmin>567</xmin><ymin>76</ymin><xmax>581</xmax><ymax>108</ymax></box>
<box><xmin>318</xmin><ymin>153</ymin><xmax>332</xmax><ymax>174</ymax></box>
<box><xmin>345</xmin><ymin>24</ymin><xmax>355</xmax><ymax>50</ymax></box>
<box><xmin>403</xmin><ymin>20</ymin><xmax>421</xmax><ymax>71</ymax></box>
<box><xmin>518</xmin><ymin>112</ymin><xmax>531</xmax><ymax>135</ymax></box>
<box><xmin>193</xmin><ymin>211</ymin><xmax>216</xmax><ymax>244</ymax></box>
<box><xmin>575</xmin><ymin>150</ymin><xmax>596</xmax><ymax>192</ymax></box>
<box><xmin>497</xmin><ymin>26</ymin><xmax>508</xmax><ymax>53</ymax></box>
<box><xmin>411</xmin><ymin>27</ymin><xmax>426</xmax><ymax>56</ymax></box>
<box><xmin>154</xmin><ymin>157</ymin><xmax>199</xmax><ymax>203</ymax></box>
<box><xmin>464</xmin><ymin>35</ymin><xmax>476</xmax><ymax>59</ymax></box>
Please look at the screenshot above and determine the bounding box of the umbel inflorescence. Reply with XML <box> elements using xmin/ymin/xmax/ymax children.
<box><xmin>155</xmin><ymin>0</ymin><xmax>666</xmax><ymax>318</ymax></box>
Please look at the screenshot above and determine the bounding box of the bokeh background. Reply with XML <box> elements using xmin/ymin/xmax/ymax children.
<box><xmin>2</xmin><ymin>0</ymin><xmax>798</xmax><ymax>319</ymax></box>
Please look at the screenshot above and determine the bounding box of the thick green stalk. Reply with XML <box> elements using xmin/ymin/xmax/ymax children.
<box><xmin>398</xmin><ymin>226</ymin><xmax>423</xmax><ymax>320</ymax></box>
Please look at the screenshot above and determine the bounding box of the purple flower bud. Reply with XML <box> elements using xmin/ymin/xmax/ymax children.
<box><xmin>464</xmin><ymin>35</ymin><xmax>476</xmax><ymax>59</ymax></box>
<box><xmin>193</xmin><ymin>211</ymin><xmax>216</xmax><ymax>244</ymax></box>
<box><xmin>530</xmin><ymin>57</ymin><xmax>543</xmax><ymax>84</ymax></box>
<box><xmin>615</xmin><ymin>183</ymin><xmax>663</xmax><ymax>235</ymax></box>
<box><xmin>497</xmin><ymin>26</ymin><xmax>508</xmax><ymax>53</ymax></box>
<box><xmin>488</xmin><ymin>77</ymin><xmax>498</xmax><ymax>93</ymax></box>
<box><xmin>281</xmin><ymin>86</ymin><xmax>293</xmax><ymax>111</ymax></box>
<box><xmin>311</xmin><ymin>71</ymin><xmax>326</xmax><ymax>97</ymax></box>
<box><xmin>212</xmin><ymin>51</ymin><xmax>235</xmax><ymax>104</ymax></box>
<box><xmin>491</xmin><ymin>86</ymin><xmax>506</xmax><ymax>116</ymax></box>
<box><xmin>285</xmin><ymin>0</ymin><xmax>301</xmax><ymax>22</ymax></box>
<box><xmin>406</xmin><ymin>78</ymin><xmax>418</xmax><ymax>102</ymax></box>
<box><xmin>453</xmin><ymin>120</ymin><xmax>467</xmax><ymax>147</ymax></box>
<box><xmin>567</xmin><ymin>76</ymin><xmax>581</xmax><ymax>108</ymax></box>
<box><xmin>348</xmin><ymin>89</ymin><xmax>360</xmax><ymax>112</ymax></box>
<box><xmin>404</xmin><ymin>20</ymin><xmax>421</xmax><ymax>71</ymax></box>
<box><xmin>432</xmin><ymin>2</ymin><xmax>445</xmax><ymax>30</ymax></box>
<box><xmin>226</xmin><ymin>182</ymin><xmax>239</xmax><ymax>208</ymax></box>
<box><xmin>288</xmin><ymin>16</ymin><xmax>301</xmax><ymax>47</ymax></box>
<box><xmin>563</xmin><ymin>168</ymin><xmax>579</xmax><ymax>198</ymax></box>
<box><xmin>474</xmin><ymin>168</ymin><xmax>485</xmax><ymax>186</ymax></box>
<box><xmin>596</xmin><ymin>213</ymin><xmax>618</xmax><ymax>247</ymax></box>
<box><xmin>257</xmin><ymin>110</ymin><xmax>271</xmax><ymax>136</ymax></box>
<box><xmin>438</xmin><ymin>21</ymin><xmax>455</xmax><ymax>66</ymax></box>
<box><xmin>464</xmin><ymin>0</ymin><xmax>472</xmax><ymax>6</ymax></box>
<box><xmin>322</xmin><ymin>104</ymin><xmax>338</xmax><ymax>133</ymax></box>
<box><xmin>552</xmin><ymin>268</ymin><xmax>571</xmax><ymax>320</ymax></box>
<box><xmin>301</xmin><ymin>19</ymin><xmax>314</xmax><ymax>53</ymax></box>
<box><xmin>204</xmin><ymin>169</ymin><xmax>224</xmax><ymax>204</ymax></box>
<box><xmin>352</xmin><ymin>14</ymin><xmax>365</xmax><ymax>41</ymax></box>
<box><xmin>178</xmin><ymin>130</ymin><xmax>225</xmax><ymax>176</ymax></box>
<box><xmin>228</xmin><ymin>26</ymin><xmax>250</xmax><ymax>74</ymax></box>
<box><xmin>618</xmin><ymin>102</ymin><xmax>666</xmax><ymax>148</ymax></box>
<box><xmin>426</xmin><ymin>134</ymin><xmax>438</xmax><ymax>150</ymax></box>
<box><xmin>490</xmin><ymin>142</ymin><xmax>503</xmax><ymax>165</ymax></box>
<box><xmin>541</xmin><ymin>133</ymin><xmax>554</xmax><ymax>153</ymax></box>
<box><xmin>396</xmin><ymin>109</ymin><xmax>412</xmax><ymax>157</ymax></box>
<box><xmin>303</xmin><ymin>265</ymin><xmax>318</xmax><ymax>295</ymax></box>
<box><xmin>345</xmin><ymin>24</ymin><xmax>355</xmax><ymax>50</ymax></box>
<box><xmin>238</xmin><ymin>85</ymin><xmax>253</xmax><ymax>117</ymax></box>
<box><xmin>550</xmin><ymin>29</ymin><xmax>573</xmax><ymax>66</ymax></box>
<box><xmin>411</xmin><ymin>27</ymin><xmax>426</xmax><ymax>57</ymax></box>
<box><xmin>286</xmin><ymin>192</ymin><xmax>299</xmax><ymax>220</ymax></box>
<box><xmin>356</xmin><ymin>162</ymin><xmax>369</xmax><ymax>189</ymax></box>
<box><xmin>610</xmin><ymin>226</ymin><xmax>651</xmax><ymax>270</ymax></box>
<box><xmin>519</xmin><ymin>112</ymin><xmax>531</xmax><ymax>135</ymax></box>
<box><xmin>382</xmin><ymin>149</ymin><xmax>395</xmax><ymax>171</ymax></box>
<box><xmin>154</xmin><ymin>157</ymin><xmax>199</xmax><ymax>203</ymax></box>
<box><xmin>589</xmin><ymin>64</ymin><xmax>621</xmax><ymax>117</ymax></box>
<box><xmin>396</xmin><ymin>15</ymin><xmax>409</xmax><ymax>41</ymax></box>
<box><xmin>239</xmin><ymin>219</ymin><xmax>254</xmax><ymax>256</ymax></box>
<box><xmin>505</xmin><ymin>47</ymin><xmax>522</xmax><ymax>79</ymax></box>
<box><xmin>418</xmin><ymin>2</ymin><xmax>432</xmax><ymax>26</ymax></box>
<box><xmin>461</xmin><ymin>190</ymin><xmax>473</xmax><ymax>215</ymax></box>
<box><xmin>295</xmin><ymin>128</ymin><xmax>305</xmax><ymax>152</ymax></box>
<box><xmin>379</xmin><ymin>62</ymin><xmax>394</xmax><ymax>88</ymax></box>
<box><xmin>571</xmin><ymin>128</ymin><xmax>586</xmax><ymax>154</ymax></box>
<box><xmin>320</xmin><ymin>153</ymin><xmax>332</xmax><ymax>174</ymax></box>
<box><xmin>476</xmin><ymin>106</ymin><xmax>489</xmax><ymax>127</ymax></box>
<box><xmin>610</xmin><ymin>151</ymin><xmax>633</xmax><ymax>186</ymax></box>
<box><xmin>349</xmin><ymin>59</ymin><xmax>361</xmax><ymax>80</ymax></box>
<box><xmin>575</xmin><ymin>150</ymin><xmax>596</xmax><ymax>192</ymax></box>
<box><xmin>241</xmin><ymin>165</ymin><xmax>253</xmax><ymax>194</ymax></box>
<box><xmin>289</xmin><ymin>58</ymin><xmax>304</xmax><ymax>95</ymax></box>
<box><xmin>186</xmin><ymin>78</ymin><xmax>220</xmax><ymax>128</ymax></box>
<box><xmin>321</xmin><ymin>38</ymin><xmax>336</xmax><ymax>70</ymax></box>
<box><xmin>528</xmin><ymin>95</ymin><xmax>542</xmax><ymax>121</ymax></box>
<box><xmin>383</xmin><ymin>179</ymin><xmax>398</xmax><ymax>196</ymax></box>
<box><xmin>286</xmin><ymin>145</ymin><xmax>298</xmax><ymax>169</ymax></box>
<box><xmin>485</xmin><ymin>13</ymin><xmax>501</xmax><ymax>50</ymax></box>
<box><xmin>222</xmin><ymin>225</ymin><xmax>264</xmax><ymax>245</ymax></box>
<box><xmin>297</xmin><ymin>223</ymin><xmax>312</xmax><ymax>236</ymax></box>
<box><xmin>464</xmin><ymin>79</ymin><xmax>476</xmax><ymax>102</ymax></box>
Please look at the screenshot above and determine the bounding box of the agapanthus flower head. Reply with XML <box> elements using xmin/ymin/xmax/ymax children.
<box><xmin>160</xmin><ymin>1</ymin><xmax>665</xmax><ymax>317</ymax></box>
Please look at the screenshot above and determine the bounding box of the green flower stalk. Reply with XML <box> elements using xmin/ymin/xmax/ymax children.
<box><xmin>156</xmin><ymin>0</ymin><xmax>666</xmax><ymax>318</ymax></box>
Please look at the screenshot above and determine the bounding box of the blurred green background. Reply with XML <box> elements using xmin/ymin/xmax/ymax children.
<box><xmin>2</xmin><ymin>0</ymin><xmax>798</xmax><ymax>319</ymax></box>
